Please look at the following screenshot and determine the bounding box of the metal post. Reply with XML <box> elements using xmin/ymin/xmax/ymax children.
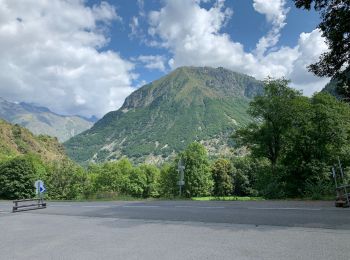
<box><xmin>338</xmin><ymin>157</ymin><xmax>344</xmax><ymax>179</ymax></box>
<box><xmin>337</xmin><ymin>158</ymin><xmax>349</xmax><ymax>207</ymax></box>
<box><xmin>177</xmin><ymin>158</ymin><xmax>185</xmax><ymax>197</ymax></box>
<box><xmin>332</xmin><ymin>167</ymin><xmax>338</xmax><ymax>188</ymax></box>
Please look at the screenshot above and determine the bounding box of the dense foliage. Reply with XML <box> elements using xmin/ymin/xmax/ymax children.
<box><xmin>0</xmin><ymin>156</ymin><xmax>36</xmax><ymax>199</ymax></box>
<box><xmin>294</xmin><ymin>0</ymin><xmax>350</xmax><ymax>100</ymax></box>
<box><xmin>234</xmin><ymin>79</ymin><xmax>350</xmax><ymax>198</ymax></box>
<box><xmin>211</xmin><ymin>159</ymin><xmax>233</xmax><ymax>196</ymax></box>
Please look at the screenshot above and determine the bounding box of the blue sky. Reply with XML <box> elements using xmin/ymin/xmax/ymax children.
<box><xmin>0</xmin><ymin>0</ymin><xmax>328</xmax><ymax>117</ymax></box>
<box><xmin>93</xmin><ymin>0</ymin><xmax>321</xmax><ymax>85</ymax></box>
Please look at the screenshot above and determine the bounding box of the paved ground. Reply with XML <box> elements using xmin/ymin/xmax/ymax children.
<box><xmin>0</xmin><ymin>200</ymin><xmax>349</xmax><ymax>260</ymax></box>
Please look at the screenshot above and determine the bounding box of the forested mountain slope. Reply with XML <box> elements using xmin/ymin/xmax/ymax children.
<box><xmin>65</xmin><ymin>66</ymin><xmax>263</xmax><ymax>164</ymax></box>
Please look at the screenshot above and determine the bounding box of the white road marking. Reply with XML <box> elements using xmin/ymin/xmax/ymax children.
<box><xmin>175</xmin><ymin>206</ymin><xmax>225</xmax><ymax>209</ymax></box>
<box><xmin>82</xmin><ymin>205</ymin><xmax>111</xmax><ymax>208</ymax></box>
<box><xmin>247</xmin><ymin>207</ymin><xmax>322</xmax><ymax>211</ymax></box>
<box><xmin>50</xmin><ymin>204</ymin><xmax>72</xmax><ymax>207</ymax></box>
<box><xmin>123</xmin><ymin>205</ymin><xmax>160</xmax><ymax>208</ymax></box>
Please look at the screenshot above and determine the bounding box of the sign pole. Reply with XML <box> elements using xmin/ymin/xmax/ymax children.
<box><xmin>177</xmin><ymin>158</ymin><xmax>185</xmax><ymax>197</ymax></box>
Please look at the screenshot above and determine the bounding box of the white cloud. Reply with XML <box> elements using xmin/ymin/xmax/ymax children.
<box><xmin>136</xmin><ymin>55</ymin><xmax>167</xmax><ymax>72</ymax></box>
<box><xmin>137</xmin><ymin>0</ymin><xmax>145</xmax><ymax>17</ymax></box>
<box><xmin>253</xmin><ymin>0</ymin><xmax>289</xmax><ymax>57</ymax></box>
<box><xmin>253</xmin><ymin>0</ymin><xmax>288</xmax><ymax>24</ymax></box>
<box><xmin>289</xmin><ymin>29</ymin><xmax>330</xmax><ymax>95</ymax></box>
<box><xmin>0</xmin><ymin>0</ymin><xmax>135</xmax><ymax>117</ymax></box>
<box><xmin>129</xmin><ymin>16</ymin><xmax>140</xmax><ymax>38</ymax></box>
<box><xmin>147</xmin><ymin>0</ymin><xmax>329</xmax><ymax>95</ymax></box>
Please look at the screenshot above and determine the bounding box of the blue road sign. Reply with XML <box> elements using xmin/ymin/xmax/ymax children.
<box><xmin>35</xmin><ymin>180</ymin><xmax>46</xmax><ymax>194</ymax></box>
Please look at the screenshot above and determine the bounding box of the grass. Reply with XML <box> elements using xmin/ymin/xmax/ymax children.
<box><xmin>192</xmin><ymin>196</ymin><xmax>264</xmax><ymax>201</ymax></box>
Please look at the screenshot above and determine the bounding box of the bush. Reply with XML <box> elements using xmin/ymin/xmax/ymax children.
<box><xmin>231</xmin><ymin>157</ymin><xmax>266</xmax><ymax>196</ymax></box>
<box><xmin>44</xmin><ymin>159</ymin><xmax>87</xmax><ymax>200</ymax></box>
<box><xmin>0</xmin><ymin>156</ymin><xmax>36</xmax><ymax>199</ymax></box>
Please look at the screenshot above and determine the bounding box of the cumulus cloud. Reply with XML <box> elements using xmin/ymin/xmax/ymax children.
<box><xmin>147</xmin><ymin>0</ymin><xmax>329</xmax><ymax>95</ymax></box>
<box><xmin>0</xmin><ymin>0</ymin><xmax>135</xmax><ymax>117</ymax></box>
<box><xmin>289</xmin><ymin>29</ymin><xmax>329</xmax><ymax>95</ymax></box>
<box><xmin>253</xmin><ymin>0</ymin><xmax>289</xmax><ymax>57</ymax></box>
<box><xmin>136</xmin><ymin>55</ymin><xmax>167</xmax><ymax>72</ymax></box>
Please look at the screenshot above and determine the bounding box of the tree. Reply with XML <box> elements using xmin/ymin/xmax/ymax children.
<box><xmin>139</xmin><ymin>164</ymin><xmax>160</xmax><ymax>197</ymax></box>
<box><xmin>281</xmin><ymin>92</ymin><xmax>350</xmax><ymax>196</ymax></box>
<box><xmin>91</xmin><ymin>158</ymin><xmax>133</xmax><ymax>194</ymax></box>
<box><xmin>0</xmin><ymin>156</ymin><xmax>36</xmax><ymax>200</ymax></box>
<box><xmin>234</xmin><ymin>79</ymin><xmax>350</xmax><ymax>197</ymax></box>
<box><xmin>127</xmin><ymin>167</ymin><xmax>147</xmax><ymax>198</ymax></box>
<box><xmin>158</xmin><ymin>163</ymin><xmax>179</xmax><ymax>197</ymax></box>
<box><xmin>294</xmin><ymin>0</ymin><xmax>350</xmax><ymax>99</ymax></box>
<box><xmin>231</xmin><ymin>156</ymin><xmax>266</xmax><ymax>196</ymax></box>
<box><xmin>234</xmin><ymin>78</ymin><xmax>301</xmax><ymax>168</ymax></box>
<box><xmin>44</xmin><ymin>159</ymin><xmax>87</xmax><ymax>200</ymax></box>
<box><xmin>181</xmin><ymin>142</ymin><xmax>213</xmax><ymax>197</ymax></box>
<box><xmin>211</xmin><ymin>159</ymin><xmax>233</xmax><ymax>196</ymax></box>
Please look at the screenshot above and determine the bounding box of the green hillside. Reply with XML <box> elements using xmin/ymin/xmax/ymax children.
<box><xmin>0</xmin><ymin>98</ymin><xmax>94</xmax><ymax>142</ymax></box>
<box><xmin>65</xmin><ymin>66</ymin><xmax>263</xmax><ymax>164</ymax></box>
<box><xmin>0</xmin><ymin>119</ymin><xmax>67</xmax><ymax>162</ymax></box>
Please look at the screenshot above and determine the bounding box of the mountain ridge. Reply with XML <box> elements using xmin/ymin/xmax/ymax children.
<box><xmin>0</xmin><ymin>98</ymin><xmax>94</xmax><ymax>142</ymax></box>
<box><xmin>65</xmin><ymin>66</ymin><xmax>264</xmax><ymax>164</ymax></box>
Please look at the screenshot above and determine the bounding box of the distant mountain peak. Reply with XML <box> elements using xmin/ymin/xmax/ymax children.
<box><xmin>122</xmin><ymin>66</ymin><xmax>263</xmax><ymax>111</ymax></box>
<box><xmin>0</xmin><ymin>97</ymin><xmax>93</xmax><ymax>142</ymax></box>
<box><xmin>19</xmin><ymin>102</ymin><xmax>52</xmax><ymax>113</ymax></box>
<box><xmin>65</xmin><ymin>66</ymin><xmax>263</xmax><ymax>164</ymax></box>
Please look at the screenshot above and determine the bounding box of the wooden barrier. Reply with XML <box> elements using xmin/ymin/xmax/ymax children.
<box><xmin>12</xmin><ymin>198</ymin><xmax>46</xmax><ymax>212</ymax></box>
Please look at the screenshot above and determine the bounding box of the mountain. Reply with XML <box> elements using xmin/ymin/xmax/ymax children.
<box><xmin>0</xmin><ymin>98</ymin><xmax>94</xmax><ymax>142</ymax></box>
<box><xmin>322</xmin><ymin>75</ymin><xmax>349</xmax><ymax>101</ymax></box>
<box><xmin>65</xmin><ymin>66</ymin><xmax>263</xmax><ymax>164</ymax></box>
<box><xmin>0</xmin><ymin>119</ymin><xmax>67</xmax><ymax>162</ymax></box>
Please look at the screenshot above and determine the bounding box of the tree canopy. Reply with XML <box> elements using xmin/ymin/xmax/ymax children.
<box><xmin>294</xmin><ymin>0</ymin><xmax>350</xmax><ymax>100</ymax></box>
<box><xmin>234</xmin><ymin>78</ymin><xmax>350</xmax><ymax>197</ymax></box>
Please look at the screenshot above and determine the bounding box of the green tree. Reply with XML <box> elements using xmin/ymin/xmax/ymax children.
<box><xmin>281</xmin><ymin>92</ymin><xmax>350</xmax><ymax>196</ymax></box>
<box><xmin>211</xmin><ymin>159</ymin><xmax>233</xmax><ymax>196</ymax></box>
<box><xmin>91</xmin><ymin>158</ymin><xmax>133</xmax><ymax>194</ymax></box>
<box><xmin>127</xmin><ymin>167</ymin><xmax>147</xmax><ymax>197</ymax></box>
<box><xmin>293</xmin><ymin>0</ymin><xmax>350</xmax><ymax>99</ymax></box>
<box><xmin>234</xmin><ymin>78</ymin><xmax>301</xmax><ymax>168</ymax></box>
<box><xmin>139</xmin><ymin>164</ymin><xmax>160</xmax><ymax>197</ymax></box>
<box><xmin>181</xmin><ymin>142</ymin><xmax>213</xmax><ymax>197</ymax></box>
<box><xmin>234</xmin><ymin>79</ymin><xmax>350</xmax><ymax>198</ymax></box>
<box><xmin>0</xmin><ymin>156</ymin><xmax>36</xmax><ymax>200</ymax></box>
<box><xmin>159</xmin><ymin>163</ymin><xmax>178</xmax><ymax>197</ymax></box>
<box><xmin>231</xmin><ymin>156</ymin><xmax>267</xmax><ymax>196</ymax></box>
<box><xmin>44</xmin><ymin>159</ymin><xmax>87</xmax><ymax>200</ymax></box>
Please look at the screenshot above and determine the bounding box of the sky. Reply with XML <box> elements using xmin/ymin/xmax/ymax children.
<box><xmin>0</xmin><ymin>0</ymin><xmax>329</xmax><ymax>118</ymax></box>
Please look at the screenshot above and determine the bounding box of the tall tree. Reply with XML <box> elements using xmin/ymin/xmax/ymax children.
<box><xmin>211</xmin><ymin>159</ymin><xmax>233</xmax><ymax>196</ymax></box>
<box><xmin>234</xmin><ymin>78</ymin><xmax>350</xmax><ymax>197</ymax></box>
<box><xmin>182</xmin><ymin>142</ymin><xmax>213</xmax><ymax>197</ymax></box>
<box><xmin>294</xmin><ymin>0</ymin><xmax>350</xmax><ymax>100</ymax></box>
<box><xmin>234</xmin><ymin>78</ymin><xmax>301</xmax><ymax>168</ymax></box>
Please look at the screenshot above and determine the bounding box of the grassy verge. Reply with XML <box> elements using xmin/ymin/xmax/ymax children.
<box><xmin>192</xmin><ymin>196</ymin><xmax>264</xmax><ymax>201</ymax></box>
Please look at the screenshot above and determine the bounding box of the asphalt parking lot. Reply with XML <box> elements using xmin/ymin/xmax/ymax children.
<box><xmin>0</xmin><ymin>200</ymin><xmax>349</xmax><ymax>260</ymax></box>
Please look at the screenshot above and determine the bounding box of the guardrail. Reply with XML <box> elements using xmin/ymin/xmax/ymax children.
<box><xmin>12</xmin><ymin>198</ymin><xmax>46</xmax><ymax>212</ymax></box>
